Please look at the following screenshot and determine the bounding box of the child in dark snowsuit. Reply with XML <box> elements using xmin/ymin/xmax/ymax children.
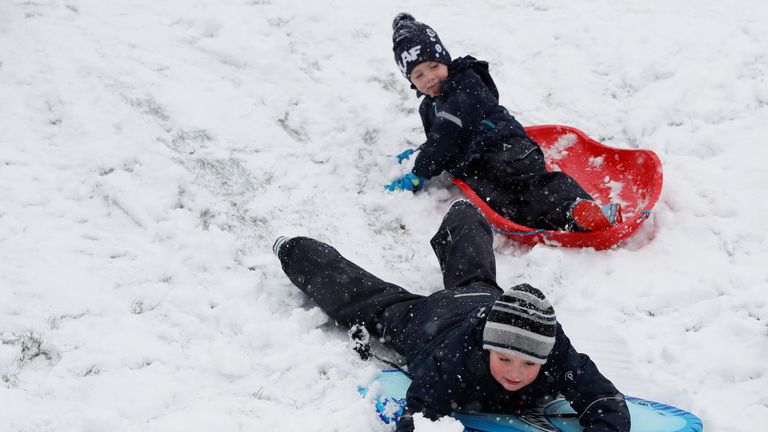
<box><xmin>384</xmin><ymin>13</ymin><xmax>621</xmax><ymax>232</ymax></box>
<box><xmin>273</xmin><ymin>200</ymin><xmax>630</xmax><ymax>432</ymax></box>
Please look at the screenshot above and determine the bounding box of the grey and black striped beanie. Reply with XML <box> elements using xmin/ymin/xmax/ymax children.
<box><xmin>482</xmin><ymin>284</ymin><xmax>557</xmax><ymax>364</ymax></box>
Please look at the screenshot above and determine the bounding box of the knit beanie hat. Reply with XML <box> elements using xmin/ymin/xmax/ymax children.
<box><xmin>482</xmin><ymin>284</ymin><xmax>557</xmax><ymax>364</ymax></box>
<box><xmin>392</xmin><ymin>13</ymin><xmax>451</xmax><ymax>78</ymax></box>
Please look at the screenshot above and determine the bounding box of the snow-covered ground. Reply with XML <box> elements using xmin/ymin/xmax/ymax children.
<box><xmin>1</xmin><ymin>0</ymin><xmax>766</xmax><ymax>430</ymax></box>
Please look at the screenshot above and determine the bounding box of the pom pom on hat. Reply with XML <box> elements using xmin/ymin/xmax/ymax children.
<box><xmin>392</xmin><ymin>12</ymin><xmax>415</xmax><ymax>30</ymax></box>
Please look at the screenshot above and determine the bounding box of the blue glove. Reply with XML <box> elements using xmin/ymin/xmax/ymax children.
<box><xmin>384</xmin><ymin>173</ymin><xmax>425</xmax><ymax>192</ymax></box>
<box><xmin>396</xmin><ymin>148</ymin><xmax>416</xmax><ymax>164</ymax></box>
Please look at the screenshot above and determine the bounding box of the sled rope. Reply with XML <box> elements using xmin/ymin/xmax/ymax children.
<box><xmin>494</xmin><ymin>209</ymin><xmax>654</xmax><ymax>236</ymax></box>
<box><xmin>492</xmin><ymin>228</ymin><xmax>551</xmax><ymax>237</ymax></box>
<box><xmin>638</xmin><ymin>209</ymin><xmax>652</xmax><ymax>221</ymax></box>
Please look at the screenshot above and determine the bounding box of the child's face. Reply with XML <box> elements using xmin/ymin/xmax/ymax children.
<box><xmin>409</xmin><ymin>61</ymin><xmax>449</xmax><ymax>97</ymax></box>
<box><xmin>488</xmin><ymin>350</ymin><xmax>542</xmax><ymax>391</ymax></box>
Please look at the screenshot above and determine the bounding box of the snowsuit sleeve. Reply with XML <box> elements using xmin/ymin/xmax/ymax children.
<box><xmin>404</xmin><ymin>377</ymin><xmax>454</xmax><ymax>418</ymax></box>
<box><xmin>397</xmin><ymin>323</ymin><xmax>479</xmax><ymax>431</ymax></box>
<box><xmin>550</xmin><ymin>325</ymin><xmax>632</xmax><ymax>432</ymax></box>
<box><xmin>403</xmin><ymin>349</ymin><xmax>466</xmax><ymax>419</ymax></box>
<box><xmin>395</xmin><ymin>366</ymin><xmax>462</xmax><ymax>432</ymax></box>
<box><xmin>412</xmin><ymin>69</ymin><xmax>500</xmax><ymax>179</ymax></box>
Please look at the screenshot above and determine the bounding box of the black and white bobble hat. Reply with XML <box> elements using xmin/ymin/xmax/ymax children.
<box><xmin>392</xmin><ymin>13</ymin><xmax>451</xmax><ymax>78</ymax></box>
<box><xmin>482</xmin><ymin>284</ymin><xmax>557</xmax><ymax>364</ymax></box>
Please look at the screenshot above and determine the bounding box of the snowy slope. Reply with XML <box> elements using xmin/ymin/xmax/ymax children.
<box><xmin>1</xmin><ymin>0</ymin><xmax>766</xmax><ymax>431</ymax></box>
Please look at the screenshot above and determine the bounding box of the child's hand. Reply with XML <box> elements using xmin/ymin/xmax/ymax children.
<box><xmin>384</xmin><ymin>173</ymin><xmax>425</xmax><ymax>192</ymax></box>
<box><xmin>396</xmin><ymin>148</ymin><xmax>416</xmax><ymax>164</ymax></box>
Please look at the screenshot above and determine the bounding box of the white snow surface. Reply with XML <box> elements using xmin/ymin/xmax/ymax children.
<box><xmin>1</xmin><ymin>0</ymin><xmax>767</xmax><ymax>431</ymax></box>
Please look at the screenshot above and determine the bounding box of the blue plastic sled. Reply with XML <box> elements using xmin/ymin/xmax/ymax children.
<box><xmin>360</xmin><ymin>370</ymin><xmax>703</xmax><ymax>432</ymax></box>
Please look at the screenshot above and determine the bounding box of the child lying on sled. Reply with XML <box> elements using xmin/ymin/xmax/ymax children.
<box><xmin>384</xmin><ymin>13</ymin><xmax>621</xmax><ymax>232</ymax></box>
<box><xmin>273</xmin><ymin>200</ymin><xmax>630</xmax><ymax>431</ymax></box>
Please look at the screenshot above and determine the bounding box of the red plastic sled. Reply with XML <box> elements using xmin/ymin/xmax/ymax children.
<box><xmin>453</xmin><ymin>125</ymin><xmax>663</xmax><ymax>250</ymax></box>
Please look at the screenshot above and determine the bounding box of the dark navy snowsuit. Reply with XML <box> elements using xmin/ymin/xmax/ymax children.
<box><xmin>276</xmin><ymin>201</ymin><xmax>630</xmax><ymax>432</ymax></box>
<box><xmin>410</xmin><ymin>56</ymin><xmax>593</xmax><ymax>230</ymax></box>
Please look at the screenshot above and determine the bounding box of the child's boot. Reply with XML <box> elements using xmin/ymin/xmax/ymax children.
<box><xmin>570</xmin><ymin>199</ymin><xmax>622</xmax><ymax>231</ymax></box>
<box><xmin>272</xmin><ymin>236</ymin><xmax>291</xmax><ymax>256</ymax></box>
<box><xmin>447</xmin><ymin>198</ymin><xmax>476</xmax><ymax>213</ymax></box>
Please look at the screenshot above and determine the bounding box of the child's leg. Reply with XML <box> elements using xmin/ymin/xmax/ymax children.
<box><xmin>275</xmin><ymin>237</ymin><xmax>424</xmax><ymax>352</ymax></box>
<box><xmin>429</xmin><ymin>200</ymin><xmax>501</xmax><ymax>290</ymax></box>
<box><xmin>468</xmin><ymin>143</ymin><xmax>593</xmax><ymax>230</ymax></box>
